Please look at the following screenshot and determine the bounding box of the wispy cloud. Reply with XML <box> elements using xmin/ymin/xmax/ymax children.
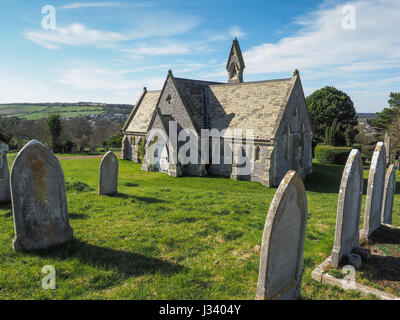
<box><xmin>244</xmin><ymin>0</ymin><xmax>400</xmax><ymax>75</ymax></box>
<box><xmin>25</xmin><ymin>12</ymin><xmax>200</xmax><ymax>49</ymax></box>
<box><xmin>25</xmin><ymin>23</ymin><xmax>128</xmax><ymax>49</ymax></box>
<box><xmin>55</xmin><ymin>67</ymin><xmax>164</xmax><ymax>91</ymax></box>
<box><xmin>229</xmin><ymin>26</ymin><xmax>246</xmax><ymax>38</ymax></box>
<box><xmin>61</xmin><ymin>2</ymin><xmax>122</xmax><ymax>9</ymax></box>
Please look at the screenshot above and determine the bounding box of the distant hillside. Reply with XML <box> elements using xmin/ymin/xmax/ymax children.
<box><xmin>357</xmin><ymin>113</ymin><xmax>377</xmax><ymax>119</ymax></box>
<box><xmin>0</xmin><ymin>102</ymin><xmax>133</xmax><ymax>121</ymax></box>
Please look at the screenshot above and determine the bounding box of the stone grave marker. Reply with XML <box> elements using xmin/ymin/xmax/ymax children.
<box><xmin>381</xmin><ymin>164</ymin><xmax>396</xmax><ymax>225</ymax></box>
<box><xmin>0</xmin><ymin>141</ymin><xmax>11</xmax><ymax>203</ymax></box>
<box><xmin>331</xmin><ymin>149</ymin><xmax>364</xmax><ymax>268</ymax></box>
<box><xmin>255</xmin><ymin>170</ymin><xmax>308</xmax><ymax>300</ymax></box>
<box><xmin>11</xmin><ymin>140</ymin><xmax>74</xmax><ymax>251</ymax></box>
<box><xmin>98</xmin><ymin>151</ymin><xmax>119</xmax><ymax>195</ymax></box>
<box><xmin>361</xmin><ymin>142</ymin><xmax>386</xmax><ymax>240</ymax></box>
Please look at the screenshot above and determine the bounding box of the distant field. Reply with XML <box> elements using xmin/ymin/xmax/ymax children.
<box><xmin>0</xmin><ymin>104</ymin><xmax>104</xmax><ymax>119</ymax></box>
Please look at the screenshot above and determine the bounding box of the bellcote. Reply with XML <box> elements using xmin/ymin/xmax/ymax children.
<box><xmin>226</xmin><ymin>38</ymin><xmax>245</xmax><ymax>83</ymax></box>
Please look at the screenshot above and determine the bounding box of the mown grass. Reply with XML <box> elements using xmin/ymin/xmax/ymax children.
<box><xmin>0</xmin><ymin>157</ymin><xmax>398</xmax><ymax>300</ymax></box>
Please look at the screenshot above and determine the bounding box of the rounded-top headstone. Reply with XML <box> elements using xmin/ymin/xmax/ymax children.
<box><xmin>11</xmin><ymin>140</ymin><xmax>74</xmax><ymax>251</ymax></box>
<box><xmin>98</xmin><ymin>151</ymin><xmax>119</xmax><ymax>195</ymax></box>
<box><xmin>381</xmin><ymin>164</ymin><xmax>396</xmax><ymax>225</ymax></box>
<box><xmin>331</xmin><ymin>149</ymin><xmax>363</xmax><ymax>268</ymax></box>
<box><xmin>0</xmin><ymin>141</ymin><xmax>11</xmax><ymax>203</ymax></box>
<box><xmin>255</xmin><ymin>170</ymin><xmax>308</xmax><ymax>300</ymax></box>
<box><xmin>361</xmin><ymin>142</ymin><xmax>386</xmax><ymax>240</ymax></box>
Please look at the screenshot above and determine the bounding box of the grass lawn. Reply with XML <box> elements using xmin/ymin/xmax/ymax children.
<box><xmin>0</xmin><ymin>156</ymin><xmax>399</xmax><ymax>299</ymax></box>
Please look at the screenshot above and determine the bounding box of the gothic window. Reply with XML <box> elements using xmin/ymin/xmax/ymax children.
<box><xmin>166</xmin><ymin>94</ymin><xmax>172</xmax><ymax>105</ymax></box>
<box><xmin>254</xmin><ymin>145</ymin><xmax>261</xmax><ymax>162</ymax></box>
<box><xmin>284</xmin><ymin>125</ymin><xmax>291</xmax><ymax>161</ymax></box>
<box><xmin>293</xmin><ymin>107</ymin><xmax>299</xmax><ymax>117</ymax></box>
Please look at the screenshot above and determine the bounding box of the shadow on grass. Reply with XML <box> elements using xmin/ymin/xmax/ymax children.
<box><xmin>369</xmin><ymin>225</ymin><xmax>400</xmax><ymax>245</ymax></box>
<box><xmin>29</xmin><ymin>239</ymin><xmax>185</xmax><ymax>276</ymax></box>
<box><xmin>304</xmin><ymin>162</ymin><xmax>369</xmax><ymax>194</ymax></box>
<box><xmin>107</xmin><ymin>192</ymin><xmax>165</xmax><ymax>204</ymax></box>
<box><xmin>0</xmin><ymin>202</ymin><xmax>12</xmax><ymax>218</ymax></box>
<box><xmin>361</xmin><ymin>254</ymin><xmax>400</xmax><ymax>282</ymax></box>
<box><xmin>69</xmin><ymin>213</ymin><xmax>89</xmax><ymax>220</ymax></box>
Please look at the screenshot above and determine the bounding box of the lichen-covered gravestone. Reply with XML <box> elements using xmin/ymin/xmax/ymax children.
<box><xmin>98</xmin><ymin>151</ymin><xmax>119</xmax><ymax>195</ymax></box>
<box><xmin>361</xmin><ymin>142</ymin><xmax>386</xmax><ymax>240</ymax></box>
<box><xmin>331</xmin><ymin>149</ymin><xmax>363</xmax><ymax>268</ymax></box>
<box><xmin>11</xmin><ymin>140</ymin><xmax>74</xmax><ymax>251</ymax></box>
<box><xmin>0</xmin><ymin>141</ymin><xmax>11</xmax><ymax>203</ymax></box>
<box><xmin>255</xmin><ymin>171</ymin><xmax>308</xmax><ymax>300</ymax></box>
<box><xmin>381</xmin><ymin>164</ymin><xmax>396</xmax><ymax>225</ymax></box>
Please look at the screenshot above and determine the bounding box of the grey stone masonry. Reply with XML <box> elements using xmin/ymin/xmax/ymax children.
<box><xmin>331</xmin><ymin>149</ymin><xmax>364</xmax><ymax>267</ymax></box>
<box><xmin>99</xmin><ymin>151</ymin><xmax>119</xmax><ymax>195</ymax></box>
<box><xmin>255</xmin><ymin>170</ymin><xmax>308</xmax><ymax>300</ymax></box>
<box><xmin>0</xmin><ymin>141</ymin><xmax>11</xmax><ymax>203</ymax></box>
<box><xmin>361</xmin><ymin>142</ymin><xmax>386</xmax><ymax>240</ymax></box>
<box><xmin>381</xmin><ymin>164</ymin><xmax>396</xmax><ymax>225</ymax></box>
<box><xmin>11</xmin><ymin>140</ymin><xmax>74</xmax><ymax>251</ymax></box>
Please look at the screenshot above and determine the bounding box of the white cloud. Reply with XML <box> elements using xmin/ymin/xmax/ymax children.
<box><xmin>229</xmin><ymin>26</ymin><xmax>246</xmax><ymax>38</ymax></box>
<box><xmin>24</xmin><ymin>13</ymin><xmax>200</xmax><ymax>49</ymax></box>
<box><xmin>244</xmin><ymin>0</ymin><xmax>400</xmax><ymax>74</ymax></box>
<box><xmin>123</xmin><ymin>44</ymin><xmax>192</xmax><ymax>56</ymax></box>
<box><xmin>61</xmin><ymin>2</ymin><xmax>121</xmax><ymax>9</ymax></box>
<box><xmin>25</xmin><ymin>23</ymin><xmax>128</xmax><ymax>49</ymax></box>
<box><xmin>55</xmin><ymin>67</ymin><xmax>164</xmax><ymax>92</ymax></box>
<box><xmin>242</xmin><ymin>0</ymin><xmax>400</xmax><ymax>111</ymax></box>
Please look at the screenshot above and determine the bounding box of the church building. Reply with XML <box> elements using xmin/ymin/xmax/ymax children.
<box><xmin>121</xmin><ymin>39</ymin><xmax>313</xmax><ymax>187</ymax></box>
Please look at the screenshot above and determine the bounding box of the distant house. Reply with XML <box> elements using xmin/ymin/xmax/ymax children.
<box><xmin>122</xmin><ymin>39</ymin><xmax>313</xmax><ymax>187</ymax></box>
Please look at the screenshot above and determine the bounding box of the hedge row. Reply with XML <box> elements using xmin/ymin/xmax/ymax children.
<box><xmin>314</xmin><ymin>144</ymin><xmax>353</xmax><ymax>165</ymax></box>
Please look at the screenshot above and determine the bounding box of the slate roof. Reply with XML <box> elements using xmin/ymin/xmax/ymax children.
<box><xmin>207</xmin><ymin>78</ymin><xmax>294</xmax><ymax>140</ymax></box>
<box><xmin>124</xmin><ymin>76</ymin><xmax>296</xmax><ymax>141</ymax></box>
<box><xmin>124</xmin><ymin>90</ymin><xmax>161</xmax><ymax>133</ymax></box>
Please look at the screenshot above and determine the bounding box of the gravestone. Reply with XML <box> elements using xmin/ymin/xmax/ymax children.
<box><xmin>381</xmin><ymin>164</ymin><xmax>396</xmax><ymax>225</ymax></box>
<box><xmin>98</xmin><ymin>151</ymin><xmax>119</xmax><ymax>195</ymax></box>
<box><xmin>11</xmin><ymin>140</ymin><xmax>74</xmax><ymax>251</ymax></box>
<box><xmin>331</xmin><ymin>149</ymin><xmax>363</xmax><ymax>268</ymax></box>
<box><xmin>384</xmin><ymin>133</ymin><xmax>390</xmax><ymax>165</ymax></box>
<box><xmin>255</xmin><ymin>170</ymin><xmax>308</xmax><ymax>300</ymax></box>
<box><xmin>361</xmin><ymin>142</ymin><xmax>386</xmax><ymax>240</ymax></box>
<box><xmin>0</xmin><ymin>141</ymin><xmax>11</xmax><ymax>203</ymax></box>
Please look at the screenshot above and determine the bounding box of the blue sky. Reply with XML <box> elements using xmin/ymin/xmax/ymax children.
<box><xmin>0</xmin><ymin>0</ymin><xmax>399</xmax><ymax>112</ymax></box>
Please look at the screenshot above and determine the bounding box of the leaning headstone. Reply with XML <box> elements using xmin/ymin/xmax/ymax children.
<box><xmin>381</xmin><ymin>164</ymin><xmax>396</xmax><ymax>225</ymax></box>
<box><xmin>98</xmin><ymin>151</ymin><xmax>119</xmax><ymax>195</ymax></box>
<box><xmin>0</xmin><ymin>141</ymin><xmax>11</xmax><ymax>203</ymax></box>
<box><xmin>11</xmin><ymin>140</ymin><xmax>74</xmax><ymax>251</ymax></box>
<box><xmin>255</xmin><ymin>171</ymin><xmax>308</xmax><ymax>300</ymax></box>
<box><xmin>384</xmin><ymin>133</ymin><xmax>390</xmax><ymax>165</ymax></box>
<box><xmin>331</xmin><ymin>149</ymin><xmax>364</xmax><ymax>267</ymax></box>
<box><xmin>360</xmin><ymin>142</ymin><xmax>386</xmax><ymax>240</ymax></box>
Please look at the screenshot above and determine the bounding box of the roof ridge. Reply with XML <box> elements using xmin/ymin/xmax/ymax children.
<box><xmin>209</xmin><ymin>78</ymin><xmax>292</xmax><ymax>87</ymax></box>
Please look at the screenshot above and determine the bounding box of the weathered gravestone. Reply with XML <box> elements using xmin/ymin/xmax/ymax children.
<box><xmin>331</xmin><ymin>149</ymin><xmax>364</xmax><ymax>268</ymax></box>
<box><xmin>255</xmin><ymin>170</ymin><xmax>308</xmax><ymax>300</ymax></box>
<box><xmin>98</xmin><ymin>151</ymin><xmax>119</xmax><ymax>195</ymax></box>
<box><xmin>361</xmin><ymin>142</ymin><xmax>386</xmax><ymax>240</ymax></box>
<box><xmin>381</xmin><ymin>164</ymin><xmax>396</xmax><ymax>225</ymax></box>
<box><xmin>11</xmin><ymin>140</ymin><xmax>74</xmax><ymax>251</ymax></box>
<box><xmin>0</xmin><ymin>141</ymin><xmax>11</xmax><ymax>203</ymax></box>
<box><xmin>384</xmin><ymin>133</ymin><xmax>390</xmax><ymax>165</ymax></box>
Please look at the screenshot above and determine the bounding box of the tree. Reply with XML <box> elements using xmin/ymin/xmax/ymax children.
<box><xmin>46</xmin><ymin>114</ymin><xmax>63</xmax><ymax>152</ymax></box>
<box><xmin>369</xmin><ymin>92</ymin><xmax>400</xmax><ymax>133</ymax></box>
<box><xmin>306</xmin><ymin>86</ymin><xmax>358</xmax><ymax>147</ymax></box>
<box><xmin>324</xmin><ymin>119</ymin><xmax>346</xmax><ymax>146</ymax></box>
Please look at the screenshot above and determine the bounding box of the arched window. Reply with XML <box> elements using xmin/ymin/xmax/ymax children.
<box><xmin>254</xmin><ymin>145</ymin><xmax>260</xmax><ymax>162</ymax></box>
<box><xmin>293</xmin><ymin>107</ymin><xmax>299</xmax><ymax>117</ymax></box>
<box><xmin>284</xmin><ymin>125</ymin><xmax>291</xmax><ymax>160</ymax></box>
